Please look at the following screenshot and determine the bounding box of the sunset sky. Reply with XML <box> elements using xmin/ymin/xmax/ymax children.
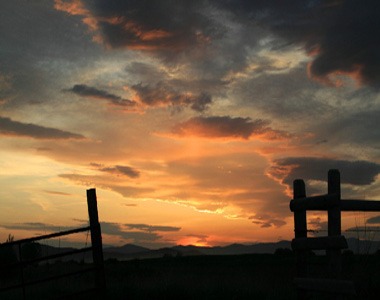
<box><xmin>0</xmin><ymin>0</ymin><xmax>379</xmax><ymax>249</ymax></box>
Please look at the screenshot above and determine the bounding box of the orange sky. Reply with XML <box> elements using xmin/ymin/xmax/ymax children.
<box><xmin>0</xmin><ymin>0</ymin><xmax>379</xmax><ymax>248</ymax></box>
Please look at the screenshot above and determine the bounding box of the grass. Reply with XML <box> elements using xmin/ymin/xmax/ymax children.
<box><xmin>104</xmin><ymin>254</ymin><xmax>297</xmax><ymax>300</ymax></box>
<box><xmin>1</xmin><ymin>253</ymin><xmax>380</xmax><ymax>299</ymax></box>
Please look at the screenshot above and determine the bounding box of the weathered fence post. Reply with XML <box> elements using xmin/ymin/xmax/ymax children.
<box><xmin>87</xmin><ymin>188</ymin><xmax>106</xmax><ymax>296</ymax></box>
<box><xmin>293</xmin><ymin>179</ymin><xmax>308</xmax><ymax>300</ymax></box>
<box><xmin>289</xmin><ymin>169</ymin><xmax>380</xmax><ymax>297</ymax></box>
<box><xmin>327</xmin><ymin>169</ymin><xmax>342</xmax><ymax>281</ymax></box>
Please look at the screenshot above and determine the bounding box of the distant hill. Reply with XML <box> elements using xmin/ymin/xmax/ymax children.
<box><xmin>105</xmin><ymin>244</ymin><xmax>150</xmax><ymax>255</ymax></box>
<box><xmin>102</xmin><ymin>240</ymin><xmax>293</xmax><ymax>260</ymax></box>
<box><xmin>102</xmin><ymin>238</ymin><xmax>380</xmax><ymax>260</ymax></box>
<box><xmin>20</xmin><ymin>238</ymin><xmax>380</xmax><ymax>263</ymax></box>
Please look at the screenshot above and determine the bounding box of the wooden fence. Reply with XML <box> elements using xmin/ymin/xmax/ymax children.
<box><xmin>0</xmin><ymin>188</ymin><xmax>105</xmax><ymax>299</ymax></box>
<box><xmin>290</xmin><ymin>169</ymin><xmax>380</xmax><ymax>299</ymax></box>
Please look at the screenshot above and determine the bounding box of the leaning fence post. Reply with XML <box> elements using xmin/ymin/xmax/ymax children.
<box><xmin>293</xmin><ymin>179</ymin><xmax>308</xmax><ymax>300</ymax></box>
<box><xmin>87</xmin><ymin>188</ymin><xmax>106</xmax><ymax>296</ymax></box>
<box><xmin>327</xmin><ymin>170</ymin><xmax>342</xmax><ymax>280</ymax></box>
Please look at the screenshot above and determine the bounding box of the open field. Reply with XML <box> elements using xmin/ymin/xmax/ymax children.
<box><xmin>1</xmin><ymin>253</ymin><xmax>380</xmax><ymax>299</ymax></box>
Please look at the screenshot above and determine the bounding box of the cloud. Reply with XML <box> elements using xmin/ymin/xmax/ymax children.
<box><xmin>0</xmin><ymin>221</ymin><xmax>175</xmax><ymax>246</ymax></box>
<box><xmin>55</xmin><ymin>0</ymin><xmax>216</xmax><ymax>53</ymax></box>
<box><xmin>91</xmin><ymin>163</ymin><xmax>140</xmax><ymax>178</ymax></box>
<box><xmin>249</xmin><ymin>214</ymin><xmax>286</xmax><ymax>228</ymax></box>
<box><xmin>125</xmin><ymin>224</ymin><xmax>181</xmax><ymax>232</ymax></box>
<box><xmin>269</xmin><ymin>157</ymin><xmax>380</xmax><ymax>189</ymax></box>
<box><xmin>100</xmin><ymin>222</ymin><xmax>161</xmax><ymax>242</ymax></box>
<box><xmin>367</xmin><ymin>216</ymin><xmax>380</xmax><ymax>224</ymax></box>
<box><xmin>306</xmin><ymin>1</ymin><xmax>380</xmax><ymax>87</ymax></box>
<box><xmin>320</xmin><ymin>109</ymin><xmax>380</xmax><ymax>146</ymax></box>
<box><xmin>59</xmin><ymin>173</ymin><xmax>154</xmax><ymax>198</ymax></box>
<box><xmin>54</xmin><ymin>0</ymin><xmax>380</xmax><ymax>88</ymax></box>
<box><xmin>0</xmin><ymin>116</ymin><xmax>85</xmax><ymax>139</ymax></box>
<box><xmin>42</xmin><ymin>190</ymin><xmax>72</xmax><ymax>196</ymax></box>
<box><xmin>131</xmin><ymin>82</ymin><xmax>212</xmax><ymax>112</ymax></box>
<box><xmin>100</xmin><ymin>221</ymin><xmax>181</xmax><ymax>245</ymax></box>
<box><xmin>223</xmin><ymin>0</ymin><xmax>380</xmax><ymax>87</ymax></box>
<box><xmin>171</xmin><ymin>116</ymin><xmax>289</xmax><ymax>140</ymax></box>
<box><xmin>0</xmin><ymin>222</ymin><xmax>76</xmax><ymax>233</ymax></box>
<box><xmin>184</xmin><ymin>234</ymin><xmax>209</xmax><ymax>245</ymax></box>
<box><xmin>66</xmin><ymin>84</ymin><xmax>136</xmax><ymax>107</ymax></box>
<box><xmin>307</xmin><ymin>217</ymin><xmax>328</xmax><ymax>237</ymax></box>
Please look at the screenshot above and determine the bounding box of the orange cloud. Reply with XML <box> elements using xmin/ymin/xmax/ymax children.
<box><xmin>54</xmin><ymin>0</ymin><xmax>88</xmax><ymax>16</ymax></box>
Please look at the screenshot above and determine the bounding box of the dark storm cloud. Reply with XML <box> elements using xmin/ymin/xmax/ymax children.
<box><xmin>269</xmin><ymin>157</ymin><xmax>380</xmax><ymax>188</ymax></box>
<box><xmin>66</xmin><ymin>84</ymin><xmax>136</xmax><ymax>107</ymax></box>
<box><xmin>171</xmin><ymin>116</ymin><xmax>289</xmax><ymax>140</ymax></box>
<box><xmin>125</xmin><ymin>224</ymin><xmax>181</xmax><ymax>232</ymax></box>
<box><xmin>132</xmin><ymin>82</ymin><xmax>212</xmax><ymax>112</ymax></box>
<box><xmin>0</xmin><ymin>116</ymin><xmax>85</xmax><ymax>139</ymax></box>
<box><xmin>55</xmin><ymin>0</ymin><xmax>257</xmax><ymax>81</ymax></box>
<box><xmin>221</xmin><ymin>0</ymin><xmax>380</xmax><ymax>87</ymax></box>
<box><xmin>55</xmin><ymin>1</ymin><xmax>380</xmax><ymax>87</ymax></box>
<box><xmin>91</xmin><ymin>163</ymin><xmax>140</xmax><ymax>178</ymax></box>
<box><xmin>57</xmin><ymin>0</ymin><xmax>217</xmax><ymax>52</ymax></box>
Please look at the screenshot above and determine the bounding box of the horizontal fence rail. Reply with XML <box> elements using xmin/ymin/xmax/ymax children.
<box><xmin>291</xmin><ymin>198</ymin><xmax>380</xmax><ymax>212</ymax></box>
<box><xmin>0</xmin><ymin>188</ymin><xmax>105</xmax><ymax>300</ymax></box>
<box><xmin>289</xmin><ymin>169</ymin><xmax>380</xmax><ymax>299</ymax></box>
<box><xmin>0</xmin><ymin>226</ymin><xmax>90</xmax><ymax>248</ymax></box>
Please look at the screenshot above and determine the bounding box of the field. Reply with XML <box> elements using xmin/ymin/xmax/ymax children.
<box><xmin>1</xmin><ymin>253</ymin><xmax>380</xmax><ymax>299</ymax></box>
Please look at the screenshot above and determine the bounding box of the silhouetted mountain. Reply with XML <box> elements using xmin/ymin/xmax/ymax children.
<box><xmin>105</xmin><ymin>244</ymin><xmax>149</xmax><ymax>255</ymax></box>
<box><xmin>24</xmin><ymin>238</ymin><xmax>380</xmax><ymax>263</ymax></box>
<box><xmin>102</xmin><ymin>238</ymin><xmax>380</xmax><ymax>260</ymax></box>
<box><xmin>102</xmin><ymin>240</ymin><xmax>293</xmax><ymax>260</ymax></box>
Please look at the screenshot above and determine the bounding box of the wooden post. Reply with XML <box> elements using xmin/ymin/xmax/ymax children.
<box><xmin>293</xmin><ymin>179</ymin><xmax>308</xmax><ymax>300</ymax></box>
<box><xmin>87</xmin><ymin>188</ymin><xmax>106</xmax><ymax>296</ymax></box>
<box><xmin>327</xmin><ymin>169</ymin><xmax>342</xmax><ymax>280</ymax></box>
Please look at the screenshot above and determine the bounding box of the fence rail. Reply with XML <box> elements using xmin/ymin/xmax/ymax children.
<box><xmin>290</xmin><ymin>169</ymin><xmax>380</xmax><ymax>299</ymax></box>
<box><xmin>0</xmin><ymin>188</ymin><xmax>105</xmax><ymax>300</ymax></box>
<box><xmin>0</xmin><ymin>226</ymin><xmax>91</xmax><ymax>248</ymax></box>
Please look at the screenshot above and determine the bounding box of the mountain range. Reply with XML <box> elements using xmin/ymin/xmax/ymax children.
<box><xmin>13</xmin><ymin>238</ymin><xmax>380</xmax><ymax>263</ymax></box>
<box><xmin>102</xmin><ymin>238</ymin><xmax>380</xmax><ymax>261</ymax></box>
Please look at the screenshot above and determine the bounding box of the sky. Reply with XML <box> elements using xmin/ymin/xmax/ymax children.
<box><xmin>0</xmin><ymin>0</ymin><xmax>379</xmax><ymax>249</ymax></box>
